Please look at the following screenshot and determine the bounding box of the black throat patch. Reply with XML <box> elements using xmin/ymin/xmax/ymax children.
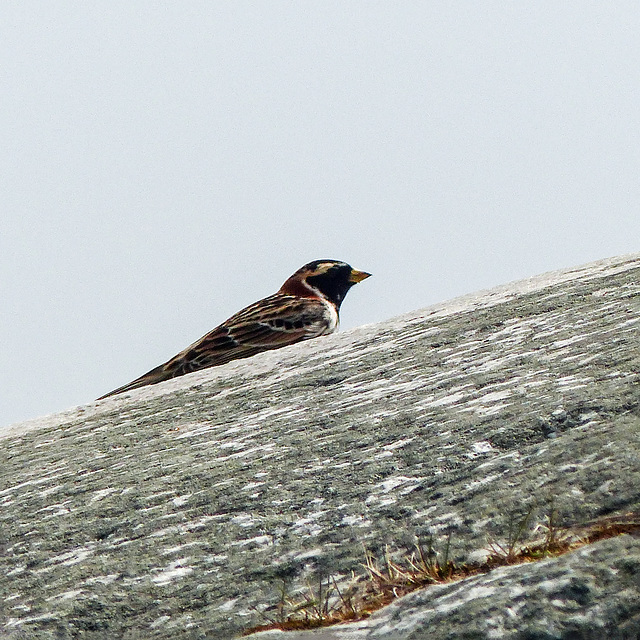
<box><xmin>306</xmin><ymin>264</ymin><xmax>354</xmax><ymax>308</ymax></box>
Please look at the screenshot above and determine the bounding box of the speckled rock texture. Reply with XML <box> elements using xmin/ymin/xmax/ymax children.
<box><xmin>1</xmin><ymin>254</ymin><xmax>639</xmax><ymax>640</ymax></box>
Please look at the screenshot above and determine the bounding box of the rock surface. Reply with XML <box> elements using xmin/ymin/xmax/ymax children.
<box><xmin>1</xmin><ymin>253</ymin><xmax>639</xmax><ymax>640</ymax></box>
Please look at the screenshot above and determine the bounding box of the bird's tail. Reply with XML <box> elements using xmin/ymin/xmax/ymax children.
<box><xmin>97</xmin><ymin>363</ymin><xmax>175</xmax><ymax>400</ymax></box>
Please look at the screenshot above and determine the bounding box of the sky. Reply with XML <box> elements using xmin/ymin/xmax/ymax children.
<box><xmin>2</xmin><ymin>2</ymin><xmax>639</xmax><ymax>428</ymax></box>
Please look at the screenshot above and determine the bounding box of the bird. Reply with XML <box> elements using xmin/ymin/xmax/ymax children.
<box><xmin>98</xmin><ymin>259</ymin><xmax>371</xmax><ymax>399</ymax></box>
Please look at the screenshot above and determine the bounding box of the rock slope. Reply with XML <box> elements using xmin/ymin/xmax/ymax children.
<box><xmin>1</xmin><ymin>254</ymin><xmax>639</xmax><ymax>640</ymax></box>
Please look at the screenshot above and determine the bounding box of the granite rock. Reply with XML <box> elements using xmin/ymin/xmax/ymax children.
<box><xmin>1</xmin><ymin>254</ymin><xmax>639</xmax><ymax>640</ymax></box>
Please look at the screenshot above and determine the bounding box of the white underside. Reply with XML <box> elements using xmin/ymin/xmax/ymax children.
<box><xmin>322</xmin><ymin>299</ymin><xmax>339</xmax><ymax>335</ymax></box>
<box><xmin>302</xmin><ymin>282</ymin><xmax>340</xmax><ymax>337</ymax></box>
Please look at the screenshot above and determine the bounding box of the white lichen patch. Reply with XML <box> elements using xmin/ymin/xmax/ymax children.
<box><xmin>6</xmin><ymin>614</ymin><xmax>59</xmax><ymax>628</ymax></box>
<box><xmin>149</xmin><ymin>615</ymin><xmax>171</xmax><ymax>629</ymax></box>
<box><xmin>230</xmin><ymin>535</ymin><xmax>272</xmax><ymax>548</ymax></box>
<box><xmin>173</xmin><ymin>421</ymin><xmax>226</xmax><ymax>440</ymax></box>
<box><xmin>241</xmin><ymin>481</ymin><xmax>265</xmax><ymax>491</ymax></box>
<box><xmin>340</xmin><ymin>514</ymin><xmax>372</xmax><ymax>527</ymax></box>
<box><xmin>212</xmin><ymin>443</ymin><xmax>277</xmax><ymax>462</ymax></box>
<box><xmin>151</xmin><ymin>558</ymin><xmax>194</xmax><ymax>585</ymax></box>
<box><xmin>38</xmin><ymin>484</ymin><xmax>65</xmax><ymax>498</ymax></box>
<box><xmin>365</xmin><ymin>476</ymin><xmax>424</xmax><ymax>506</ymax></box>
<box><xmin>230</xmin><ymin>514</ymin><xmax>256</xmax><ymax>527</ymax></box>
<box><xmin>435</xmin><ymin>582</ymin><xmax>502</xmax><ymax>615</ymax></box>
<box><xmin>383</xmin><ymin>437</ymin><xmax>416</xmax><ymax>451</ymax></box>
<box><xmin>377</xmin><ymin>476</ymin><xmax>418</xmax><ymax>493</ymax></box>
<box><xmin>34</xmin><ymin>544</ymin><xmax>95</xmax><ymax>573</ymax></box>
<box><xmin>149</xmin><ymin>514</ymin><xmax>226</xmax><ymax>538</ymax></box>
<box><xmin>41</xmin><ymin>504</ymin><xmax>72</xmax><ymax>519</ymax></box>
<box><xmin>468</xmin><ymin>441</ymin><xmax>494</xmax><ymax>457</ymax></box>
<box><xmin>4</xmin><ymin>593</ymin><xmax>22</xmax><ymax>602</ymax></box>
<box><xmin>551</xmin><ymin>335</ymin><xmax>586</xmax><ymax>348</ymax></box>
<box><xmin>419</xmin><ymin>391</ymin><xmax>469</xmax><ymax>408</ymax></box>
<box><xmin>171</xmin><ymin>493</ymin><xmax>192</xmax><ymax>507</ymax></box>
<box><xmin>83</xmin><ymin>574</ymin><xmax>120</xmax><ymax>586</ymax></box>
<box><xmin>293</xmin><ymin>511</ymin><xmax>327</xmax><ymax>536</ymax></box>
<box><xmin>45</xmin><ymin>589</ymin><xmax>83</xmax><ymax>602</ymax></box>
<box><xmin>464</xmin><ymin>473</ymin><xmax>501</xmax><ymax>491</ymax></box>
<box><xmin>252</xmin><ymin>406</ymin><xmax>308</xmax><ymax>423</ymax></box>
<box><xmin>292</xmin><ymin>547</ymin><xmax>326</xmax><ymax>562</ymax></box>
<box><xmin>555</xmin><ymin>375</ymin><xmax>593</xmax><ymax>389</ymax></box>
<box><xmin>616</xmin><ymin>316</ymin><xmax>640</xmax><ymax>328</ymax></box>
<box><xmin>90</xmin><ymin>487</ymin><xmax>118</xmax><ymax>503</ymax></box>
<box><xmin>162</xmin><ymin>541</ymin><xmax>203</xmax><ymax>555</ymax></box>
<box><xmin>0</xmin><ymin>472</ymin><xmax>68</xmax><ymax>497</ymax></box>
<box><xmin>470</xmin><ymin>390</ymin><xmax>513</xmax><ymax>405</ymax></box>
<box><xmin>473</xmin><ymin>351</ymin><xmax>539</xmax><ymax>373</ymax></box>
<box><xmin>217</xmin><ymin>598</ymin><xmax>239</xmax><ymax>612</ymax></box>
<box><xmin>332</xmin><ymin>377</ymin><xmax>431</xmax><ymax>411</ymax></box>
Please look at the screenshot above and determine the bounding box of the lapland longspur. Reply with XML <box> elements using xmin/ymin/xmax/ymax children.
<box><xmin>98</xmin><ymin>260</ymin><xmax>371</xmax><ymax>399</ymax></box>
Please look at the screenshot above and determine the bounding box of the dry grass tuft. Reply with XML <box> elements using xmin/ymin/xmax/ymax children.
<box><xmin>243</xmin><ymin>511</ymin><xmax>640</xmax><ymax>635</ymax></box>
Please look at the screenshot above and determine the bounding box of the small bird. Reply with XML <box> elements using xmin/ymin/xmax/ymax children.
<box><xmin>98</xmin><ymin>260</ymin><xmax>370</xmax><ymax>399</ymax></box>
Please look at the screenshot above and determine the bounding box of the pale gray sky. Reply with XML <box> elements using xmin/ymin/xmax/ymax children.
<box><xmin>2</xmin><ymin>2</ymin><xmax>639</xmax><ymax>428</ymax></box>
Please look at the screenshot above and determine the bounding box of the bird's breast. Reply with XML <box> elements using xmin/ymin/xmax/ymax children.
<box><xmin>322</xmin><ymin>300</ymin><xmax>340</xmax><ymax>335</ymax></box>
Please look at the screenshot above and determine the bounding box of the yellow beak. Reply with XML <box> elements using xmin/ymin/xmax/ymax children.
<box><xmin>349</xmin><ymin>269</ymin><xmax>372</xmax><ymax>283</ymax></box>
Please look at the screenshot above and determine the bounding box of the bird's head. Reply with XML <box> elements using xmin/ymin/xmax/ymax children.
<box><xmin>279</xmin><ymin>260</ymin><xmax>371</xmax><ymax>308</ymax></box>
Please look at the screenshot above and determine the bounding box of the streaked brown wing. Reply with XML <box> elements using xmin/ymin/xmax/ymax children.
<box><xmin>167</xmin><ymin>294</ymin><xmax>331</xmax><ymax>373</ymax></box>
<box><xmin>97</xmin><ymin>294</ymin><xmax>332</xmax><ymax>399</ymax></box>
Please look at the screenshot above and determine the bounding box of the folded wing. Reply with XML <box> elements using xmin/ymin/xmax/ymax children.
<box><xmin>98</xmin><ymin>295</ymin><xmax>332</xmax><ymax>399</ymax></box>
